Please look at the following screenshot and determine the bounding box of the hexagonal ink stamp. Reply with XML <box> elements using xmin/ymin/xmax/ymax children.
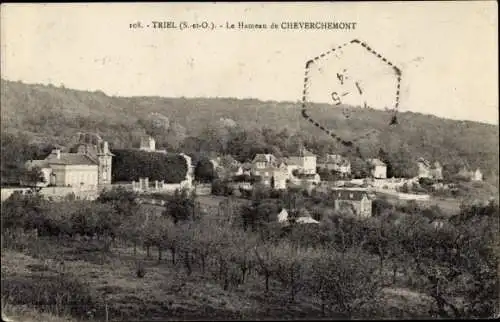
<box><xmin>301</xmin><ymin>39</ymin><xmax>402</xmax><ymax>151</ymax></box>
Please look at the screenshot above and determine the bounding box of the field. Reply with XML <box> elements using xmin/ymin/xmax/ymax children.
<box><xmin>1</xmin><ymin>232</ymin><xmax>433</xmax><ymax>321</ymax></box>
<box><xmin>377</xmin><ymin>192</ymin><xmax>461</xmax><ymax>216</ymax></box>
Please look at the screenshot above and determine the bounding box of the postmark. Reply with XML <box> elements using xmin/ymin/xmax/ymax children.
<box><xmin>301</xmin><ymin>39</ymin><xmax>402</xmax><ymax>155</ymax></box>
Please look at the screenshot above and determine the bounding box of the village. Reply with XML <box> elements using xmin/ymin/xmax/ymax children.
<box><xmin>4</xmin><ymin>132</ymin><xmax>485</xmax><ymax>224</ymax></box>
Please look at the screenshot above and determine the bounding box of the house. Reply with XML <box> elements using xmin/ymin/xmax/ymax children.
<box><xmin>431</xmin><ymin>161</ymin><xmax>443</xmax><ymax>180</ymax></box>
<box><xmin>458</xmin><ymin>167</ymin><xmax>483</xmax><ymax>181</ymax></box>
<box><xmin>317</xmin><ymin>154</ymin><xmax>351</xmax><ymax>177</ymax></box>
<box><xmin>332</xmin><ymin>188</ymin><xmax>372</xmax><ymax>217</ymax></box>
<box><xmin>251</xmin><ymin>153</ymin><xmax>289</xmax><ymax>189</ymax></box>
<box><xmin>472</xmin><ymin>168</ymin><xmax>483</xmax><ymax>181</ymax></box>
<box><xmin>252</xmin><ymin>153</ymin><xmax>278</xmax><ymax>171</ymax></box>
<box><xmin>211</xmin><ymin>155</ymin><xmax>243</xmax><ymax>179</ymax></box>
<box><xmin>417</xmin><ymin>158</ymin><xmax>444</xmax><ymax>180</ymax></box>
<box><xmin>25</xmin><ymin>149</ymin><xmax>99</xmax><ymax>189</ymax></box>
<box><xmin>417</xmin><ymin>158</ymin><xmax>432</xmax><ymax>179</ymax></box>
<box><xmin>296</xmin><ymin>216</ymin><xmax>320</xmax><ymax>224</ymax></box>
<box><xmin>138</xmin><ymin>136</ymin><xmax>167</xmax><ymax>153</ymax></box>
<box><xmin>71</xmin><ymin>136</ymin><xmax>114</xmax><ymax>185</ymax></box>
<box><xmin>254</xmin><ymin>165</ymin><xmax>288</xmax><ymax>189</ymax></box>
<box><xmin>241</xmin><ymin>162</ymin><xmax>253</xmax><ymax>175</ymax></box>
<box><xmin>276</xmin><ymin>208</ymin><xmax>319</xmax><ymax>225</ymax></box>
<box><xmin>287</xmin><ymin>147</ymin><xmax>317</xmax><ymax>174</ymax></box>
<box><xmin>26</xmin><ymin>135</ymin><xmax>114</xmax><ymax>189</ymax></box>
<box><xmin>277</xmin><ymin>208</ymin><xmax>289</xmax><ymax>223</ymax></box>
<box><xmin>290</xmin><ymin>172</ymin><xmax>321</xmax><ymax>186</ymax></box>
<box><xmin>368</xmin><ymin>158</ymin><xmax>387</xmax><ymax>179</ymax></box>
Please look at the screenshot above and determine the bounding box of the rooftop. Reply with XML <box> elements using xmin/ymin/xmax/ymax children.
<box><xmin>332</xmin><ymin>189</ymin><xmax>371</xmax><ymax>201</ymax></box>
<box><xmin>253</xmin><ymin>154</ymin><xmax>276</xmax><ymax>163</ymax></box>
<box><xmin>369</xmin><ymin>158</ymin><xmax>386</xmax><ymax>167</ymax></box>
<box><xmin>45</xmin><ymin>153</ymin><xmax>98</xmax><ymax>166</ymax></box>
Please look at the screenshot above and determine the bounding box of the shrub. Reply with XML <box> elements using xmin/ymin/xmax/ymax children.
<box><xmin>372</xmin><ymin>198</ymin><xmax>393</xmax><ymax>216</ymax></box>
<box><xmin>2</xmin><ymin>273</ymin><xmax>95</xmax><ymax>318</ymax></box>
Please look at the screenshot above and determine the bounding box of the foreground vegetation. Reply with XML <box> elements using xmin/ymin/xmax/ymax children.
<box><xmin>1</xmin><ymin>187</ymin><xmax>498</xmax><ymax>320</ymax></box>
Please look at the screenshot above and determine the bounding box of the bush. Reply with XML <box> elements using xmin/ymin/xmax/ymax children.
<box><xmin>2</xmin><ymin>273</ymin><xmax>95</xmax><ymax>318</ymax></box>
<box><xmin>372</xmin><ymin>198</ymin><xmax>393</xmax><ymax>216</ymax></box>
<box><xmin>211</xmin><ymin>179</ymin><xmax>231</xmax><ymax>196</ymax></box>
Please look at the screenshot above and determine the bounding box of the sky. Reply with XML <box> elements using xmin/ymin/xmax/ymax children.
<box><xmin>1</xmin><ymin>2</ymin><xmax>498</xmax><ymax>124</ymax></box>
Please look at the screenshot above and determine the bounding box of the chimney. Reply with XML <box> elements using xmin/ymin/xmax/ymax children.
<box><xmin>103</xmin><ymin>141</ymin><xmax>109</xmax><ymax>154</ymax></box>
<box><xmin>52</xmin><ymin>148</ymin><xmax>61</xmax><ymax>159</ymax></box>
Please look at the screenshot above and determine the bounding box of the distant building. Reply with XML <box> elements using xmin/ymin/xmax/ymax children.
<box><xmin>139</xmin><ymin>136</ymin><xmax>166</xmax><ymax>153</ymax></box>
<box><xmin>26</xmin><ymin>135</ymin><xmax>114</xmax><ymax>188</ymax></box>
<box><xmin>458</xmin><ymin>167</ymin><xmax>483</xmax><ymax>181</ymax></box>
<box><xmin>241</xmin><ymin>162</ymin><xmax>253</xmax><ymax>175</ymax></box>
<box><xmin>417</xmin><ymin>158</ymin><xmax>443</xmax><ymax>180</ymax></box>
<box><xmin>368</xmin><ymin>158</ymin><xmax>387</xmax><ymax>179</ymax></box>
<box><xmin>210</xmin><ymin>155</ymin><xmax>243</xmax><ymax>179</ymax></box>
<box><xmin>472</xmin><ymin>169</ymin><xmax>483</xmax><ymax>181</ymax></box>
<box><xmin>72</xmin><ymin>136</ymin><xmax>114</xmax><ymax>185</ymax></box>
<box><xmin>317</xmin><ymin>154</ymin><xmax>351</xmax><ymax>177</ymax></box>
<box><xmin>296</xmin><ymin>216</ymin><xmax>320</xmax><ymax>224</ymax></box>
<box><xmin>26</xmin><ymin>149</ymin><xmax>99</xmax><ymax>189</ymax></box>
<box><xmin>252</xmin><ymin>153</ymin><xmax>278</xmax><ymax>170</ymax></box>
<box><xmin>254</xmin><ymin>164</ymin><xmax>288</xmax><ymax>189</ymax></box>
<box><xmin>277</xmin><ymin>208</ymin><xmax>289</xmax><ymax>223</ymax></box>
<box><xmin>287</xmin><ymin>147</ymin><xmax>317</xmax><ymax>175</ymax></box>
<box><xmin>417</xmin><ymin>158</ymin><xmax>432</xmax><ymax>179</ymax></box>
<box><xmin>431</xmin><ymin>161</ymin><xmax>443</xmax><ymax>180</ymax></box>
<box><xmin>276</xmin><ymin>208</ymin><xmax>319</xmax><ymax>225</ymax></box>
<box><xmin>332</xmin><ymin>189</ymin><xmax>372</xmax><ymax>217</ymax></box>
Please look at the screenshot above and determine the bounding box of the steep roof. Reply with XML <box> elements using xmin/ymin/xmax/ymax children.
<box><xmin>283</xmin><ymin>157</ymin><xmax>300</xmax><ymax>166</ymax></box>
<box><xmin>417</xmin><ymin>158</ymin><xmax>431</xmax><ymax>167</ymax></box>
<box><xmin>277</xmin><ymin>208</ymin><xmax>289</xmax><ymax>223</ymax></box>
<box><xmin>301</xmin><ymin>149</ymin><xmax>316</xmax><ymax>157</ymax></box>
<box><xmin>241</xmin><ymin>162</ymin><xmax>253</xmax><ymax>170</ymax></box>
<box><xmin>369</xmin><ymin>158</ymin><xmax>386</xmax><ymax>167</ymax></box>
<box><xmin>46</xmin><ymin>153</ymin><xmax>98</xmax><ymax>166</ymax></box>
<box><xmin>296</xmin><ymin>216</ymin><xmax>320</xmax><ymax>224</ymax></box>
<box><xmin>253</xmin><ymin>154</ymin><xmax>275</xmax><ymax>163</ymax></box>
<box><xmin>256</xmin><ymin>166</ymin><xmax>288</xmax><ymax>177</ymax></box>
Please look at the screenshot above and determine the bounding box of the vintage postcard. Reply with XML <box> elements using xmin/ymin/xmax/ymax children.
<box><xmin>1</xmin><ymin>2</ymin><xmax>498</xmax><ymax>321</ymax></box>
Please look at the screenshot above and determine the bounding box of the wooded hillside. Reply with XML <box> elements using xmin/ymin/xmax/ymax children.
<box><xmin>1</xmin><ymin>79</ymin><xmax>498</xmax><ymax>183</ymax></box>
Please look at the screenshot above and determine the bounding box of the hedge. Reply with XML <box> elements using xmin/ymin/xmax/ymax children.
<box><xmin>111</xmin><ymin>149</ymin><xmax>188</xmax><ymax>183</ymax></box>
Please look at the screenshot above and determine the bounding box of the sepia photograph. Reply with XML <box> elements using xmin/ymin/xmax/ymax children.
<box><xmin>1</xmin><ymin>2</ymin><xmax>498</xmax><ymax>321</ymax></box>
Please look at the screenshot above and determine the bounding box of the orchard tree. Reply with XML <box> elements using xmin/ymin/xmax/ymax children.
<box><xmin>163</xmin><ymin>189</ymin><xmax>198</xmax><ymax>224</ymax></box>
<box><xmin>21</xmin><ymin>166</ymin><xmax>46</xmax><ymax>192</ymax></box>
<box><xmin>97</xmin><ymin>187</ymin><xmax>139</xmax><ymax>220</ymax></box>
